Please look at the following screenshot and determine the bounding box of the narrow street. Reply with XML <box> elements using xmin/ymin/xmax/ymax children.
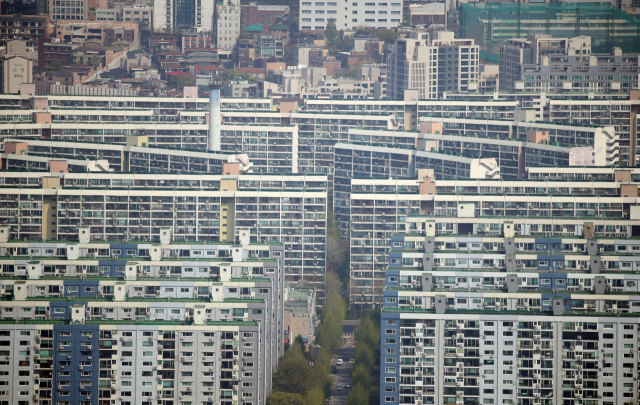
<box><xmin>328</xmin><ymin>320</ymin><xmax>359</xmax><ymax>404</ymax></box>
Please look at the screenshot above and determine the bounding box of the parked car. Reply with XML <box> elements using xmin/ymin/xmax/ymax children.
<box><xmin>345</xmin><ymin>383</ymin><xmax>351</xmax><ymax>388</ymax></box>
<box><xmin>336</xmin><ymin>359</ymin><xmax>343</xmax><ymax>365</ymax></box>
<box><xmin>348</xmin><ymin>359</ymin><xmax>355</xmax><ymax>364</ymax></box>
<box><xmin>336</xmin><ymin>385</ymin><xmax>343</xmax><ymax>391</ymax></box>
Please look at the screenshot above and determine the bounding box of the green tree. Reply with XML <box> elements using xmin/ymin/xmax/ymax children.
<box><xmin>272</xmin><ymin>355</ymin><xmax>315</xmax><ymax>396</ymax></box>
<box><xmin>305</xmin><ymin>385</ymin><xmax>326</xmax><ymax>405</ymax></box>
<box><xmin>354</xmin><ymin>343</ymin><xmax>375</xmax><ymax>371</ymax></box>
<box><xmin>374</xmin><ymin>28</ymin><xmax>396</xmax><ymax>44</ymax></box>
<box><xmin>316</xmin><ymin>289</ymin><xmax>346</xmax><ymax>352</ymax></box>
<box><xmin>266</xmin><ymin>392</ymin><xmax>307</xmax><ymax>405</ymax></box>
<box><xmin>350</xmin><ymin>364</ymin><xmax>372</xmax><ymax>390</ymax></box>
<box><xmin>170</xmin><ymin>74</ymin><xmax>195</xmax><ymax>88</ymax></box>
<box><xmin>346</xmin><ymin>383</ymin><xmax>369</xmax><ymax>405</ymax></box>
<box><xmin>325</xmin><ymin>20</ymin><xmax>338</xmax><ymax>43</ymax></box>
<box><xmin>401</xmin><ymin>13</ymin><xmax>411</xmax><ymax>27</ymax></box>
<box><xmin>354</xmin><ymin>316</ymin><xmax>380</xmax><ymax>351</ymax></box>
<box><xmin>90</xmin><ymin>54</ymin><xmax>101</xmax><ymax>67</ymax></box>
<box><xmin>50</xmin><ymin>60</ymin><xmax>64</xmax><ymax>71</ymax></box>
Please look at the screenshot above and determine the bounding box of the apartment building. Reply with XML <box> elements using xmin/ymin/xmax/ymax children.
<box><xmin>0</xmin><ymin>115</ymin><xmax>298</xmax><ymax>173</ymax></box>
<box><xmin>380</xmin><ymin>308</ymin><xmax>640</xmax><ymax>405</ymax></box>
<box><xmin>346</xmin><ymin>172</ymin><xmax>640</xmax><ymax>308</ymax></box>
<box><xmin>334</xmin><ymin>142</ymin><xmax>501</xmax><ymax>234</ymax></box>
<box><xmin>48</xmin><ymin>0</ymin><xmax>89</xmax><ymax>21</ymax></box>
<box><xmin>222</xmin><ymin>111</ymin><xmax>396</xmax><ymax>177</ymax></box>
<box><xmin>0</xmin><ymin>14</ymin><xmax>53</xmax><ymax>52</ymax></box>
<box><xmin>1</xmin><ymin>150</ymin><xmax>112</xmax><ymax>172</ymax></box>
<box><xmin>500</xmin><ymin>34</ymin><xmax>640</xmax><ymax>94</ymax></box>
<box><xmin>241</xmin><ymin>4</ymin><xmax>289</xmax><ymax>33</ymax></box>
<box><xmin>0</xmin><ymin>235</ymin><xmax>285</xmax><ymax>404</ymax></box>
<box><xmin>418</xmin><ymin>119</ymin><xmax>619</xmax><ymax>178</ymax></box>
<box><xmin>303</xmin><ymin>98</ymin><xmax>519</xmax><ymax>131</ymax></box>
<box><xmin>216</xmin><ymin>0</ymin><xmax>241</xmax><ymax>51</ymax></box>
<box><xmin>380</xmin><ymin>227</ymin><xmax>640</xmax><ymax>405</ymax></box>
<box><xmin>4</xmin><ymin>138</ymin><xmax>235</xmax><ymax>173</ymax></box>
<box><xmin>298</xmin><ymin>0</ymin><xmax>401</xmax><ymax>33</ymax></box>
<box><xmin>386</xmin><ymin>30</ymin><xmax>479</xmax><ymax>100</ymax></box>
<box><xmin>0</xmin><ymin>171</ymin><xmax>328</xmax><ymax>301</ymax></box>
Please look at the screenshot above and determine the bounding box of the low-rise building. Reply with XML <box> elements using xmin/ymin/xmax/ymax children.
<box><xmin>284</xmin><ymin>287</ymin><xmax>316</xmax><ymax>348</ymax></box>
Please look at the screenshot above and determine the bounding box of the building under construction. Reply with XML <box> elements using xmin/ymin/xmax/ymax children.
<box><xmin>460</xmin><ymin>2</ymin><xmax>640</xmax><ymax>62</ymax></box>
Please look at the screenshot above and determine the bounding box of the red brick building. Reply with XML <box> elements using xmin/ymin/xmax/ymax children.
<box><xmin>241</xmin><ymin>3</ymin><xmax>289</xmax><ymax>33</ymax></box>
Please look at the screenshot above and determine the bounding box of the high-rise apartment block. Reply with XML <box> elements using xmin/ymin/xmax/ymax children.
<box><xmin>386</xmin><ymin>30</ymin><xmax>479</xmax><ymax>100</ymax></box>
<box><xmin>380</xmin><ymin>212</ymin><xmax>640</xmax><ymax>405</ymax></box>
<box><xmin>153</xmin><ymin>0</ymin><xmax>215</xmax><ymax>32</ymax></box>
<box><xmin>216</xmin><ymin>0</ymin><xmax>240</xmax><ymax>51</ymax></box>
<box><xmin>0</xmin><ymin>234</ymin><xmax>285</xmax><ymax>404</ymax></box>
<box><xmin>345</xmin><ymin>168</ymin><xmax>640</xmax><ymax>309</ymax></box>
<box><xmin>0</xmin><ymin>171</ymin><xmax>328</xmax><ymax>303</ymax></box>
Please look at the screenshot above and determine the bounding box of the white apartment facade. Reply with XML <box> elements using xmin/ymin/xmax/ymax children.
<box><xmin>216</xmin><ymin>0</ymin><xmax>241</xmax><ymax>50</ymax></box>
<box><xmin>299</xmin><ymin>0</ymin><xmax>401</xmax><ymax>33</ymax></box>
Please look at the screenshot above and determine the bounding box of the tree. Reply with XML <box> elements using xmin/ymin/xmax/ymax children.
<box><xmin>325</xmin><ymin>271</ymin><xmax>342</xmax><ymax>300</ymax></box>
<box><xmin>374</xmin><ymin>28</ymin><xmax>396</xmax><ymax>44</ymax></box>
<box><xmin>170</xmin><ymin>74</ymin><xmax>195</xmax><ymax>88</ymax></box>
<box><xmin>266</xmin><ymin>392</ymin><xmax>307</xmax><ymax>405</ymax></box>
<box><xmin>350</xmin><ymin>364</ymin><xmax>372</xmax><ymax>390</ymax></box>
<box><xmin>401</xmin><ymin>13</ymin><xmax>412</xmax><ymax>27</ymax></box>
<box><xmin>90</xmin><ymin>54</ymin><xmax>101</xmax><ymax>67</ymax></box>
<box><xmin>354</xmin><ymin>343</ymin><xmax>375</xmax><ymax>371</ymax></box>
<box><xmin>273</xmin><ymin>355</ymin><xmax>315</xmax><ymax>395</ymax></box>
<box><xmin>346</xmin><ymin>383</ymin><xmax>369</xmax><ymax>405</ymax></box>
<box><xmin>305</xmin><ymin>385</ymin><xmax>326</xmax><ymax>405</ymax></box>
<box><xmin>50</xmin><ymin>61</ymin><xmax>64</xmax><ymax>71</ymax></box>
<box><xmin>354</xmin><ymin>316</ymin><xmax>380</xmax><ymax>351</ymax></box>
<box><xmin>325</xmin><ymin>20</ymin><xmax>338</xmax><ymax>43</ymax></box>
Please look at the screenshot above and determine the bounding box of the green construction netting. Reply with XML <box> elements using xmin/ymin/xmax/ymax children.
<box><xmin>460</xmin><ymin>2</ymin><xmax>640</xmax><ymax>60</ymax></box>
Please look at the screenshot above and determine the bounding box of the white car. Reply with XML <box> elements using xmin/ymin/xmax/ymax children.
<box><xmin>336</xmin><ymin>385</ymin><xmax>343</xmax><ymax>391</ymax></box>
<box><xmin>336</xmin><ymin>359</ymin><xmax>343</xmax><ymax>365</ymax></box>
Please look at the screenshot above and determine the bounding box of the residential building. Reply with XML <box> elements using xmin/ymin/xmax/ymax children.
<box><xmin>0</xmin><ymin>236</ymin><xmax>286</xmax><ymax>404</ymax></box>
<box><xmin>346</xmin><ymin>171</ymin><xmax>640</xmax><ymax>309</ymax></box>
<box><xmin>386</xmin><ymin>30</ymin><xmax>479</xmax><ymax>100</ymax></box>
<box><xmin>298</xmin><ymin>0</ymin><xmax>402</xmax><ymax>33</ymax></box>
<box><xmin>3</xmin><ymin>138</ymin><xmax>242</xmax><ymax>173</ymax></box>
<box><xmin>284</xmin><ymin>287</ymin><xmax>316</xmax><ymax>347</ymax></box>
<box><xmin>122</xmin><ymin>5</ymin><xmax>153</xmax><ymax>29</ymax></box>
<box><xmin>409</xmin><ymin>2</ymin><xmax>446</xmax><ymax>26</ymax></box>
<box><xmin>1</xmin><ymin>54</ymin><xmax>32</xmax><ymax>94</ymax></box>
<box><xmin>0</xmin><ymin>14</ymin><xmax>54</xmax><ymax>51</ymax></box>
<box><xmin>419</xmin><ymin>118</ymin><xmax>620</xmax><ymax>178</ymax></box>
<box><xmin>49</xmin><ymin>0</ymin><xmax>89</xmax><ymax>21</ymax></box>
<box><xmin>380</xmin><ymin>224</ymin><xmax>640</xmax><ymax>405</ymax></box>
<box><xmin>0</xmin><ymin>171</ymin><xmax>328</xmax><ymax>302</ymax></box>
<box><xmin>216</xmin><ymin>0</ymin><xmax>241</xmax><ymax>51</ymax></box>
<box><xmin>500</xmin><ymin>34</ymin><xmax>640</xmax><ymax>94</ymax></box>
<box><xmin>241</xmin><ymin>3</ymin><xmax>289</xmax><ymax>33</ymax></box>
<box><xmin>1</xmin><ymin>0</ymin><xmax>47</xmax><ymax>15</ymax></box>
<box><xmin>182</xmin><ymin>32</ymin><xmax>214</xmax><ymax>52</ymax></box>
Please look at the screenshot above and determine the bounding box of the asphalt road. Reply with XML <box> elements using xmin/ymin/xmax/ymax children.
<box><xmin>328</xmin><ymin>320</ymin><xmax>359</xmax><ymax>404</ymax></box>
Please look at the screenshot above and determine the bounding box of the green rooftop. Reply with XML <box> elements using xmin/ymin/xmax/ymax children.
<box><xmin>245</xmin><ymin>24</ymin><xmax>264</xmax><ymax>32</ymax></box>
